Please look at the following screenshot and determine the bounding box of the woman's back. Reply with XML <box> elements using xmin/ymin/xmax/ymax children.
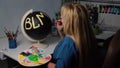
<box><xmin>52</xmin><ymin>37</ymin><xmax>79</xmax><ymax>68</ymax></box>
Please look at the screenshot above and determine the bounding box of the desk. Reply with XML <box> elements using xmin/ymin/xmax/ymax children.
<box><xmin>0</xmin><ymin>31</ymin><xmax>116</xmax><ymax>60</ymax></box>
<box><xmin>0</xmin><ymin>33</ymin><xmax>60</xmax><ymax>67</ymax></box>
<box><xmin>95</xmin><ymin>31</ymin><xmax>116</xmax><ymax>68</ymax></box>
<box><xmin>0</xmin><ymin>31</ymin><xmax>116</xmax><ymax>68</ymax></box>
<box><xmin>95</xmin><ymin>30</ymin><xmax>116</xmax><ymax>48</ymax></box>
<box><xmin>95</xmin><ymin>30</ymin><xmax>116</xmax><ymax>46</ymax></box>
<box><xmin>96</xmin><ymin>31</ymin><xmax>116</xmax><ymax>40</ymax></box>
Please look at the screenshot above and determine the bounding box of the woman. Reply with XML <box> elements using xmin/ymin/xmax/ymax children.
<box><xmin>48</xmin><ymin>2</ymin><xmax>97</xmax><ymax>68</ymax></box>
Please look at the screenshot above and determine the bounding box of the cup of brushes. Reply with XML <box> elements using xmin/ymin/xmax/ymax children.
<box><xmin>4</xmin><ymin>26</ymin><xmax>19</xmax><ymax>49</ymax></box>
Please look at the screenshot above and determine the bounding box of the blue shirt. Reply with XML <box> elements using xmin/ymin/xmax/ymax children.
<box><xmin>52</xmin><ymin>37</ymin><xmax>79</xmax><ymax>68</ymax></box>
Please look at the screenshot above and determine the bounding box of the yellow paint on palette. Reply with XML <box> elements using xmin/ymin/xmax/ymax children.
<box><xmin>38</xmin><ymin>58</ymin><xmax>46</xmax><ymax>64</ymax></box>
<box><xmin>33</xmin><ymin>61</ymin><xmax>39</xmax><ymax>65</ymax></box>
<box><xmin>18</xmin><ymin>54</ymin><xmax>25</xmax><ymax>59</ymax></box>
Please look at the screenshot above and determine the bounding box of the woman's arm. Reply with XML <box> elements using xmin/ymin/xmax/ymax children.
<box><xmin>47</xmin><ymin>62</ymin><xmax>55</xmax><ymax>68</ymax></box>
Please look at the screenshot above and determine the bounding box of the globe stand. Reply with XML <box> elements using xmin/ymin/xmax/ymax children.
<box><xmin>32</xmin><ymin>41</ymin><xmax>48</xmax><ymax>49</ymax></box>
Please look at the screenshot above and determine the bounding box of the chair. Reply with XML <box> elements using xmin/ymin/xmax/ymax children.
<box><xmin>102</xmin><ymin>30</ymin><xmax>120</xmax><ymax>68</ymax></box>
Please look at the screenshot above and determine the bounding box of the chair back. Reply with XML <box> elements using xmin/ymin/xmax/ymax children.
<box><xmin>102</xmin><ymin>30</ymin><xmax>120</xmax><ymax>68</ymax></box>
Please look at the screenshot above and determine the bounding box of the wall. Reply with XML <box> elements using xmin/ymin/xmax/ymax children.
<box><xmin>86</xmin><ymin>0</ymin><xmax>120</xmax><ymax>1</ymax></box>
<box><xmin>80</xmin><ymin>1</ymin><xmax>120</xmax><ymax>31</ymax></box>
<box><xmin>0</xmin><ymin>0</ymin><xmax>61</xmax><ymax>36</ymax></box>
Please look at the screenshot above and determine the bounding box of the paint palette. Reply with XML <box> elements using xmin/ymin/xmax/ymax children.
<box><xmin>18</xmin><ymin>46</ymin><xmax>51</xmax><ymax>67</ymax></box>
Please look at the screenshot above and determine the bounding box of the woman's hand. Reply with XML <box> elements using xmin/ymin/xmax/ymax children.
<box><xmin>57</xmin><ymin>19</ymin><xmax>65</xmax><ymax>38</ymax></box>
<box><xmin>47</xmin><ymin>62</ymin><xmax>55</xmax><ymax>68</ymax></box>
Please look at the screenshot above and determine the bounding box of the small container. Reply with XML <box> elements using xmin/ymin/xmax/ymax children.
<box><xmin>8</xmin><ymin>39</ymin><xmax>17</xmax><ymax>49</ymax></box>
<box><xmin>51</xmin><ymin>18</ymin><xmax>58</xmax><ymax>36</ymax></box>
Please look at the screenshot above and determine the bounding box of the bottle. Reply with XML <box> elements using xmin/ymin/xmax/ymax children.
<box><xmin>51</xmin><ymin>18</ymin><xmax>58</xmax><ymax>36</ymax></box>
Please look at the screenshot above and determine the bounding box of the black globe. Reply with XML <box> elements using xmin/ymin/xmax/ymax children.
<box><xmin>21</xmin><ymin>10</ymin><xmax>52</xmax><ymax>41</ymax></box>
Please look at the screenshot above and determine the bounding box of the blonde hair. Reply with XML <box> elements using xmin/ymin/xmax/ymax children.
<box><xmin>61</xmin><ymin>2</ymin><xmax>97</xmax><ymax>68</ymax></box>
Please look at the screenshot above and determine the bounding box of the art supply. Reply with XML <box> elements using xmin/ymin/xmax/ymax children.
<box><xmin>15</xmin><ymin>25</ymin><xmax>19</xmax><ymax>37</ymax></box>
<box><xmin>51</xmin><ymin>18</ymin><xmax>58</xmax><ymax>36</ymax></box>
<box><xmin>4</xmin><ymin>26</ymin><xmax>19</xmax><ymax>39</ymax></box>
<box><xmin>18</xmin><ymin>45</ymin><xmax>51</xmax><ymax>67</ymax></box>
<box><xmin>8</xmin><ymin>39</ymin><xmax>17</xmax><ymax>49</ymax></box>
<box><xmin>4</xmin><ymin>26</ymin><xmax>19</xmax><ymax>49</ymax></box>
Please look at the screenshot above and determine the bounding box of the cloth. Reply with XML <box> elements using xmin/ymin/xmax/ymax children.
<box><xmin>52</xmin><ymin>36</ymin><xmax>79</xmax><ymax>68</ymax></box>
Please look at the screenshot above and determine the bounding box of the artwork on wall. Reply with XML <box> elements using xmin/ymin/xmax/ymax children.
<box><xmin>62</xmin><ymin>0</ymin><xmax>82</xmax><ymax>4</ymax></box>
<box><xmin>99</xmin><ymin>5</ymin><xmax>120</xmax><ymax>15</ymax></box>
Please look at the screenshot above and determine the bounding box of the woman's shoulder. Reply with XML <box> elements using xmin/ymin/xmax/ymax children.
<box><xmin>61</xmin><ymin>36</ymin><xmax>76</xmax><ymax>47</ymax></box>
<box><xmin>63</xmin><ymin>36</ymin><xmax>74</xmax><ymax>42</ymax></box>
